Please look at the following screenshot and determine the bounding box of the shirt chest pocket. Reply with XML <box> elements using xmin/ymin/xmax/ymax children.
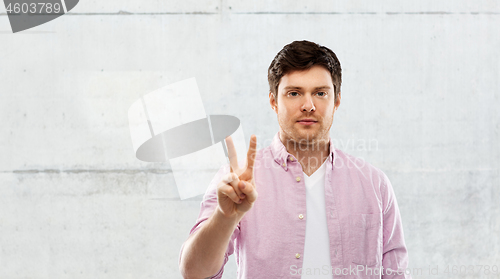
<box><xmin>349</xmin><ymin>213</ymin><xmax>382</xmax><ymax>267</ymax></box>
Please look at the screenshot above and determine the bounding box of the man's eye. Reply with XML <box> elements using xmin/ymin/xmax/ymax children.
<box><xmin>317</xmin><ymin>92</ymin><xmax>326</xmax><ymax>97</ymax></box>
<box><xmin>289</xmin><ymin>92</ymin><xmax>299</xmax><ymax>96</ymax></box>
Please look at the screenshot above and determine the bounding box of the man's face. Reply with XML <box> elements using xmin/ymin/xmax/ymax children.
<box><xmin>269</xmin><ymin>65</ymin><xmax>340</xmax><ymax>145</ymax></box>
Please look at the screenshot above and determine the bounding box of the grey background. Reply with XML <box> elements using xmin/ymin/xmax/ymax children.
<box><xmin>1</xmin><ymin>1</ymin><xmax>499</xmax><ymax>278</ymax></box>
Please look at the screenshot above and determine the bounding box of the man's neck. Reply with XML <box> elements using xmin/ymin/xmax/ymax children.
<box><xmin>280</xmin><ymin>133</ymin><xmax>330</xmax><ymax>176</ymax></box>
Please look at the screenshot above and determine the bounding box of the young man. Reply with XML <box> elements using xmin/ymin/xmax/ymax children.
<box><xmin>179</xmin><ymin>40</ymin><xmax>410</xmax><ymax>279</ymax></box>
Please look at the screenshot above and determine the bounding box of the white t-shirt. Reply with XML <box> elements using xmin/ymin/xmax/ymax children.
<box><xmin>301</xmin><ymin>159</ymin><xmax>333</xmax><ymax>279</ymax></box>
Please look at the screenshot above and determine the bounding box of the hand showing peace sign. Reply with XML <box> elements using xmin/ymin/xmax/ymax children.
<box><xmin>216</xmin><ymin>134</ymin><xmax>258</xmax><ymax>219</ymax></box>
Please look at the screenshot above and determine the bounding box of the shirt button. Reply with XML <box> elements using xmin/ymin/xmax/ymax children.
<box><xmin>295</xmin><ymin>253</ymin><xmax>301</xmax><ymax>259</ymax></box>
<box><xmin>289</xmin><ymin>157</ymin><xmax>294</xmax><ymax>161</ymax></box>
<box><xmin>296</xmin><ymin>177</ymin><xmax>301</xmax><ymax>182</ymax></box>
<box><xmin>298</xmin><ymin>214</ymin><xmax>304</xmax><ymax>219</ymax></box>
<box><xmin>282</xmin><ymin>162</ymin><xmax>286</xmax><ymax>167</ymax></box>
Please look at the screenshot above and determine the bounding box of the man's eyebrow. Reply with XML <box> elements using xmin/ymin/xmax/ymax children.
<box><xmin>283</xmin><ymin>85</ymin><xmax>332</xmax><ymax>90</ymax></box>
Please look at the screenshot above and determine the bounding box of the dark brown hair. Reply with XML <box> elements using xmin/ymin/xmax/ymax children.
<box><xmin>268</xmin><ymin>40</ymin><xmax>342</xmax><ymax>102</ymax></box>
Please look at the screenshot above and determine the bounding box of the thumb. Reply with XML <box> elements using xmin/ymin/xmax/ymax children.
<box><xmin>239</xmin><ymin>180</ymin><xmax>257</xmax><ymax>202</ymax></box>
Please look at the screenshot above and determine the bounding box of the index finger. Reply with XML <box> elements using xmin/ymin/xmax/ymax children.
<box><xmin>225</xmin><ymin>136</ymin><xmax>239</xmax><ymax>173</ymax></box>
<box><xmin>246</xmin><ymin>135</ymin><xmax>257</xmax><ymax>171</ymax></box>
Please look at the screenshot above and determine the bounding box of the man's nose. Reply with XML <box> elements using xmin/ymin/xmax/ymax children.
<box><xmin>301</xmin><ymin>94</ymin><xmax>315</xmax><ymax>112</ymax></box>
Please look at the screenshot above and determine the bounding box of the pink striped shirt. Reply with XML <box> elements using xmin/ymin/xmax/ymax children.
<box><xmin>184</xmin><ymin>132</ymin><xmax>410</xmax><ymax>278</ymax></box>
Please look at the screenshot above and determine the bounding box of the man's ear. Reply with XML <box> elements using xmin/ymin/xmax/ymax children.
<box><xmin>334</xmin><ymin>91</ymin><xmax>341</xmax><ymax>110</ymax></box>
<box><xmin>269</xmin><ymin>92</ymin><xmax>277</xmax><ymax>113</ymax></box>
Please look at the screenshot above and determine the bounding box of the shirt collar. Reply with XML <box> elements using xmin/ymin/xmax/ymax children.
<box><xmin>270</xmin><ymin>132</ymin><xmax>336</xmax><ymax>171</ymax></box>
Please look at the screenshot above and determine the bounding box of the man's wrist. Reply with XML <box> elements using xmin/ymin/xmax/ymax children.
<box><xmin>214</xmin><ymin>205</ymin><xmax>243</xmax><ymax>226</ymax></box>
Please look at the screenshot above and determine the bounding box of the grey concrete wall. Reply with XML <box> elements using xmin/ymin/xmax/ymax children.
<box><xmin>1</xmin><ymin>1</ymin><xmax>499</xmax><ymax>278</ymax></box>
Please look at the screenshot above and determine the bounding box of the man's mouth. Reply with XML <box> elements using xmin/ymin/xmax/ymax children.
<box><xmin>297</xmin><ymin>119</ymin><xmax>318</xmax><ymax>125</ymax></box>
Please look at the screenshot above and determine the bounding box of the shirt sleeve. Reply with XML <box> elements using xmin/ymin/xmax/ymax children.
<box><xmin>178</xmin><ymin>164</ymin><xmax>240</xmax><ymax>279</ymax></box>
<box><xmin>380</xmin><ymin>172</ymin><xmax>411</xmax><ymax>279</ymax></box>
